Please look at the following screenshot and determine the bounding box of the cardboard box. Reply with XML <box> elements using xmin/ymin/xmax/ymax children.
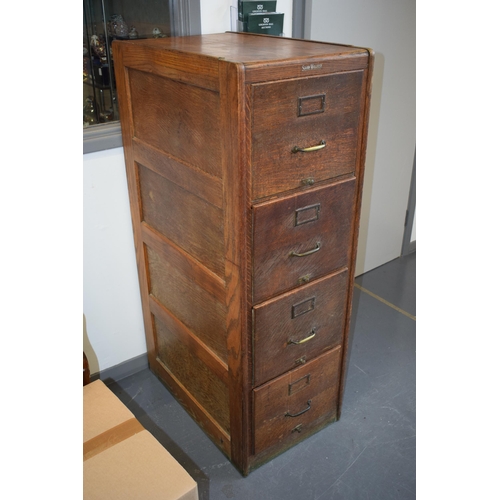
<box><xmin>246</xmin><ymin>12</ymin><xmax>284</xmax><ymax>36</ymax></box>
<box><xmin>84</xmin><ymin>380</ymin><xmax>198</xmax><ymax>500</ymax></box>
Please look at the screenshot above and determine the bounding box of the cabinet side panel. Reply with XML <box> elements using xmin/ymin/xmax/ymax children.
<box><xmin>128</xmin><ymin>68</ymin><xmax>222</xmax><ymax>178</ymax></box>
<box><xmin>115</xmin><ymin>41</ymin><xmax>233</xmax><ymax>462</ymax></box>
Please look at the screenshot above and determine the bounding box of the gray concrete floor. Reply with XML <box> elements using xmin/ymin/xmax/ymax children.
<box><xmin>108</xmin><ymin>252</ymin><xmax>416</xmax><ymax>499</ymax></box>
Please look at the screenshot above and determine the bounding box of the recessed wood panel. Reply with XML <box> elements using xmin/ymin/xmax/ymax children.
<box><xmin>133</xmin><ymin>138</ymin><xmax>223</xmax><ymax>208</ymax></box>
<box><xmin>139</xmin><ymin>163</ymin><xmax>225</xmax><ymax>277</ymax></box>
<box><xmin>154</xmin><ymin>313</ymin><xmax>230</xmax><ymax>433</ymax></box>
<box><xmin>129</xmin><ymin>68</ymin><xmax>222</xmax><ymax>177</ymax></box>
<box><xmin>146</xmin><ymin>245</ymin><xmax>227</xmax><ymax>361</ymax></box>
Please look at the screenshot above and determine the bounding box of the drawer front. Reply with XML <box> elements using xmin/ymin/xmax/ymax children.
<box><xmin>251</xmin><ymin>70</ymin><xmax>364</xmax><ymax>200</ymax></box>
<box><xmin>253</xmin><ymin>347</ymin><xmax>341</xmax><ymax>455</ymax></box>
<box><xmin>253</xmin><ymin>179</ymin><xmax>356</xmax><ymax>304</ymax></box>
<box><xmin>253</xmin><ymin>269</ymin><xmax>348</xmax><ymax>386</ymax></box>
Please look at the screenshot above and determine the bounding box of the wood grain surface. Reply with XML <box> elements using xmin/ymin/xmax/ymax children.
<box><xmin>252</xmin><ymin>178</ymin><xmax>356</xmax><ymax>303</ymax></box>
<box><xmin>253</xmin><ymin>269</ymin><xmax>348</xmax><ymax>386</ymax></box>
<box><xmin>251</xmin><ymin>71</ymin><xmax>364</xmax><ymax>199</ymax></box>
<box><xmin>113</xmin><ymin>33</ymin><xmax>373</xmax><ymax>475</ymax></box>
<box><xmin>253</xmin><ymin>347</ymin><xmax>341</xmax><ymax>455</ymax></box>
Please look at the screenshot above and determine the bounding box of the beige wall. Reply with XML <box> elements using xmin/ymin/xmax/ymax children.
<box><xmin>306</xmin><ymin>0</ymin><xmax>416</xmax><ymax>274</ymax></box>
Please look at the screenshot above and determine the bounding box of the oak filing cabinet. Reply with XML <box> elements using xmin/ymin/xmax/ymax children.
<box><xmin>113</xmin><ymin>32</ymin><xmax>373</xmax><ymax>475</ymax></box>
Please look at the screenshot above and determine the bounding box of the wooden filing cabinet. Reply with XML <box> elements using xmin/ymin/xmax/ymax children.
<box><xmin>113</xmin><ymin>32</ymin><xmax>373</xmax><ymax>475</ymax></box>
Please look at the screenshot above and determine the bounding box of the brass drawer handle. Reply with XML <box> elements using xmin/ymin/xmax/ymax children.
<box><xmin>290</xmin><ymin>242</ymin><xmax>321</xmax><ymax>258</ymax></box>
<box><xmin>292</xmin><ymin>140</ymin><xmax>326</xmax><ymax>153</ymax></box>
<box><xmin>288</xmin><ymin>328</ymin><xmax>317</xmax><ymax>345</ymax></box>
<box><xmin>285</xmin><ymin>400</ymin><xmax>312</xmax><ymax>418</ymax></box>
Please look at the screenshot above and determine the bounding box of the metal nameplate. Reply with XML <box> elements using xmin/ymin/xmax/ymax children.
<box><xmin>295</xmin><ymin>203</ymin><xmax>321</xmax><ymax>226</ymax></box>
<box><xmin>298</xmin><ymin>94</ymin><xmax>326</xmax><ymax>117</ymax></box>
<box><xmin>289</xmin><ymin>374</ymin><xmax>311</xmax><ymax>395</ymax></box>
<box><xmin>301</xmin><ymin>63</ymin><xmax>323</xmax><ymax>71</ymax></box>
<box><xmin>291</xmin><ymin>297</ymin><xmax>316</xmax><ymax>319</ymax></box>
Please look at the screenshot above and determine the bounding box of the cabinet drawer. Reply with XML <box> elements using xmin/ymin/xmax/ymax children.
<box><xmin>253</xmin><ymin>347</ymin><xmax>341</xmax><ymax>456</ymax></box>
<box><xmin>253</xmin><ymin>269</ymin><xmax>348</xmax><ymax>386</ymax></box>
<box><xmin>251</xmin><ymin>70</ymin><xmax>364</xmax><ymax>199</ymax></box>
<box><xmin>253</xmin><ymin>179</ymin><xmax>356</xmax><ymax>304</ymax></box>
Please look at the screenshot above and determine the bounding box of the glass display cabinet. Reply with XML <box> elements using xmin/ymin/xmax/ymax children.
<box><xmin>83</xmin><ymin>0</ymin><xmax>172</xmax><ymax>129</ymax></box>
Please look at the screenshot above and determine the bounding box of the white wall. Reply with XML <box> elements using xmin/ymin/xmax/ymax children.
<box><xmin>306</xmin><ymin>0</ymin><xmax>416</xmax><ymax>274</ymax></box>
<box><xmin>83</xmin><ymin>148</ymin><xmax>147</xmax><ymax>374</ymax></box>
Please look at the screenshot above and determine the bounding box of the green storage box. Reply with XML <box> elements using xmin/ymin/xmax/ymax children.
<box><xmin>246</xmin><ymin>12</ymin><xmax>284</xmax><ymax>36</ymax></box>
<box><xmin>238</xmin><ymin>1</ymin><xmax>277</xmax><ymax>21</ymax></box>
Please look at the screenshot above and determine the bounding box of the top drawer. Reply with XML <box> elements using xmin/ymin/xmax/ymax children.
<box><xmin>251</xmin><ymin>70</ymin><xmax>365</xmax><ymax>200</ymax></box>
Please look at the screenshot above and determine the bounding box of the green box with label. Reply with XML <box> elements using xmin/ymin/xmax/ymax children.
<box><xmin>245</xmin><ymin>12</ymin><xmax>284</xmax><ymax>36</ymax></box>
<box><xmin>238</xmin><ymin>1</ymin><xmax>277</xmax><ymax>21</ymax></box>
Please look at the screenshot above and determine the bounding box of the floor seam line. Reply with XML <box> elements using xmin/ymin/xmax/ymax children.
<box><xmin>354</xmin><ymin>283</ymin><xmax>416</xmax><ymax>321</ymax></box>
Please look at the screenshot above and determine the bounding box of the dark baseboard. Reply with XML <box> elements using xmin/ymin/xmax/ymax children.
<box><xmin>90</xmin><ymin>353</ymin><xmax>149</xmax><ymax>385</ymax></box>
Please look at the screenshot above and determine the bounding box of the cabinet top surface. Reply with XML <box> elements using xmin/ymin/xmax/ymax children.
<box><xmin>117</xmin><ymin>32</ymin><xmax>369</xmax><ymax>65</ymax></box>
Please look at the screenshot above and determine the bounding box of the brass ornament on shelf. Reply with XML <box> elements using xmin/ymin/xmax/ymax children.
<box><xmin>90</xmin><ymin>35</ymin><xmax>107</xmax><ymax>62</ymax></box>
<box><xmin>83</xmin><ymin>96</ymin><xmax>98</xmax><ymax>127</ymax></box>
<box><xmin>83</xmin><ymin>56</ymin><xmax>91</xmax><ymax>82</ymax></box>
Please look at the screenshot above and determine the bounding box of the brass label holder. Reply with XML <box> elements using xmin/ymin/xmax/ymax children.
<box><xmin>291</xmin><ymin>297</ymin><xmax>316</xmax><ymax>318</ymax></box>
<box><xmin>295</xmin><ymin>203</ymin><xmax>321</xmax><ymax>226</ymax></box>
<box><xmin>298</xmin><ymin>94</ymin><xmax>326</xmax><ymax>117</ymax></box>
